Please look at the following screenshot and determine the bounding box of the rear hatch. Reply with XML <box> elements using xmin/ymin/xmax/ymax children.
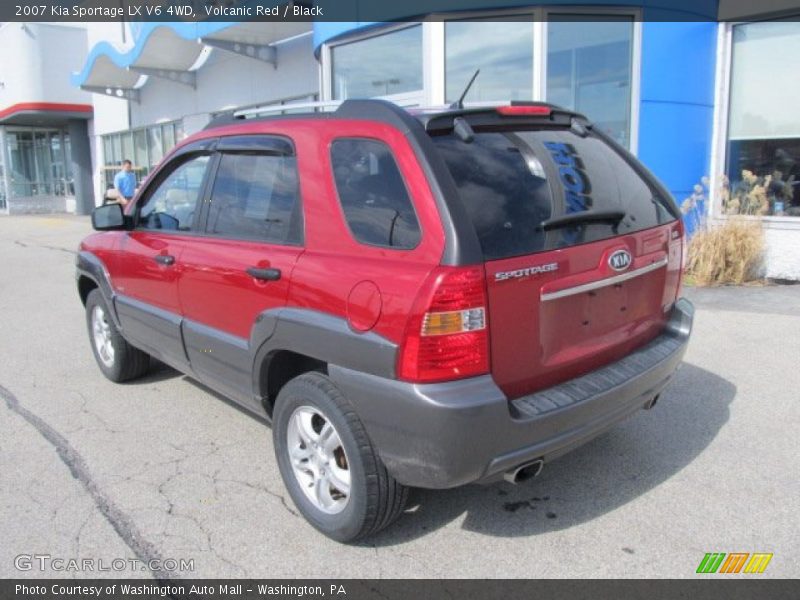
<box><xmin>429</xmin><ymin>112</ymin><xmax>683</xmax><ymax>399</ymax></box>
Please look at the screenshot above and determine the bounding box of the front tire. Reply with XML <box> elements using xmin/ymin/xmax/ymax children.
<box><xmin>273</xmin><ymin>372</ymin><xmax>409</xmax><ymax>542</ymax></box>
<box><xmin>85</xmin><ymin>289</ymin><xmax>150</xmax><ymax>383</ymax></box>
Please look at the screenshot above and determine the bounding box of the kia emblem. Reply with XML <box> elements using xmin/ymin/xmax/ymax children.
<box><xmin>608</xmin><ymin>249</ymin><xmax>632</xmax><ymax>272</ymax></box>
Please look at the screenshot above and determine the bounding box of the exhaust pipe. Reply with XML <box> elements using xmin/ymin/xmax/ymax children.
<box><xmin>503</xmin><ymin>459</ymin><xmax>544</xmax><ymax>484</ymax></box>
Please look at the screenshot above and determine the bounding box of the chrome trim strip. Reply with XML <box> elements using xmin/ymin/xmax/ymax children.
<box><xmin>541</xmin><ymin>257</ymin><xmax>669</xmax><ymax>302</ymax></box>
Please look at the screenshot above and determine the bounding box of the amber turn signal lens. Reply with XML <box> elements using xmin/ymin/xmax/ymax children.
<box><xmin>421</xmin><ymin>308</ymin><xmax>486</xmax><ymax>336</ymax></box>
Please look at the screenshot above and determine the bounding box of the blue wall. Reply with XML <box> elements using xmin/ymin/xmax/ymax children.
<box><xmin>637</xmin><ymin>21</ymin><xmax>717</xmax><ymax>210</ymax></box>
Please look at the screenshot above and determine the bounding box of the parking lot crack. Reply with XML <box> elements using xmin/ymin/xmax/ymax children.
<box><xmin>14</xmin><ymin>239</ymin><xmax>76</xmax><ymax>255</ymax></box>
<box><xmin>0</xmin><ymin>382</ymin><xmax>176</xmax><ymax>581</ymax></box>
<box><xmin>211</xmin><ymin>471</ymin><xmax>299</xmax><ymax>518</ymax></box>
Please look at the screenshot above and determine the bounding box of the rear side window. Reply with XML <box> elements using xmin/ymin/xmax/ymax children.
<box><xmin>207</xmin><ymin>153</ymin><xmax>302</xmax><ymax>244</ymax></box>
<box><xmin>330</xmin><ymin>138</ymin><xmax>421</xmax><ymax>249</ymax></box>
<box><xmin>431</xmin><ymin>129</ymin><xmax>676</xmax><ymax>260</ymax></box>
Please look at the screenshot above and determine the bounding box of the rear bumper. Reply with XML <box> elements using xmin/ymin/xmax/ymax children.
<box><xmin>329</xmin><ymin>298</ymin><xmax>694</xmax><ymax>489</ymax></box>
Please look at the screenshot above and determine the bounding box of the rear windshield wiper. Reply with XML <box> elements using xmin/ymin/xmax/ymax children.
<box><xmin>541</xmin><ymin>209</ymin><xmax>626</xmax><ymax>231</ymax></box>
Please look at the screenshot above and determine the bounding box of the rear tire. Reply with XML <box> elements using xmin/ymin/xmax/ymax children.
<box><xmin>273</xmin><ymin>372</ymin><xmax>409</xmax><ymax>542</ymax></box>
<box><xmin>85</xmin><ymin>289</ymin><xmax>150</xmax><ymax>383</ymax></box>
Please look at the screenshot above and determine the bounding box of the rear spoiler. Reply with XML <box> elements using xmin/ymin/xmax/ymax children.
<box><xmin>416</xmin><ymin>101</ymin><xmax>589</xmax><ymax>133</ymax></box>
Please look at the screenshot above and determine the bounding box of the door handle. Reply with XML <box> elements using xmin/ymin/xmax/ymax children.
<box><xmin>154</xmin><ymin>254</ymin><xmax>175</xmax><ymax>266</ymax></box>
<box><xmin>246</xmin><ymin>267</ymin><xmax>281</xmax><ymax>281</ymax></box>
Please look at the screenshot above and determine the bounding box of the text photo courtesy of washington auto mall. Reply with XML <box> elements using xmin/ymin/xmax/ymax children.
<box><xmin>0</xmin><ymin>1</ymin><xmax>799</xmax><ymax>599</ymax></box>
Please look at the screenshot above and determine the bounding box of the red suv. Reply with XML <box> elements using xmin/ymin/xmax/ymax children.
<box><xmin>78</xmin><ymin>100</ymin><xmax>693</xmax><ymax>541</ymax></box>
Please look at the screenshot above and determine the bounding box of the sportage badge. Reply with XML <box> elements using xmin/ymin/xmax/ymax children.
<box><xmin>608</xmin><ymin>249</ymin><xmax>632</xmax><ymax>272</ymax></box>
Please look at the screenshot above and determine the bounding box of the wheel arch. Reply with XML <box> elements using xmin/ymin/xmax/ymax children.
<box><xmin>256</xmin><ymin>349</ymin><xmax>328</xmax><ymax>417</ymax></box>
<box><xmin>249</xmin><ymin>308</ymin><xmax>398</xmax><ymax>417</ymax></box>
<box><xmin>78</xmin><ymin>274</ymin><xmax>98</xmax><ymax>305</ymax></box>
<box><xmin>76</xmin><ymin>251</ymin><xmax>121</xmax><ymax>328</ymax></box>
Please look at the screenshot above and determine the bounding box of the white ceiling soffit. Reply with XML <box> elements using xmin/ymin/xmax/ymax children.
<box><xmin>203</xmin><ymin>21</ymin><xmax>312</xmax><ymax>46</ymax></box>
<box><xmin>132</xmin><ymin>26</ymin><xmax>206</xmax><ymax>71</ymax></box>
<box><xmin>83</xmin><ymin>55</ymin><xmax>142</xmax><ymax>89</ymax></box>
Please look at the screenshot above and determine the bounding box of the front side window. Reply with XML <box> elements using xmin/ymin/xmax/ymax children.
<box><xmin>138</xmin><ymin>155</ymin><xmax>210</xmax><ymax>231</ymax></box>
<box><xmin>547</xmin><ymin>16</ymin><xmax>634</xmax><ymax>147</ymax></box>
<box><xmin>331</xmin><ymin>26</ymin><xmax>422</xmax><ymax>100</ymax></box>
<box><xmin>207</xmin><ymin>153</ymin><xmax>302</xmax><ymax>244</ymax></box>
<box><xmin>445</xmin><ymin>18</ymin><xmax>534</xmax><ymax>103</ymax></box>
<box><xmin>725</xmin><ymin>21</ymin><xmax>800</xmax><ymax>217</ymax></box>
<box><xmin>330</xmin><ymin>138</ymin><xmax>421</xmax><ymax>249</ymax></box>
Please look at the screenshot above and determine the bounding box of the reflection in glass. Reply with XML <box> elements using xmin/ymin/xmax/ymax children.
<box><xmin>432</xmin><ymin>128</ymin><xmax>671</xmax><ymax>259</ymax></box>
<box><xmin>4</xmin><ymin>128</ymin><xmax>70</xmax><ymax>198</ymax></box>
<box><xmin>139</xmin><ymin>155</ymin><xmax>210</xmax><ymax>231</ymax></box>
<box><xmin>446</xmin><ymin>19</ymin><xmax>533</xmax><ymax>103</ymax></box>
<box><xmin>33</xmin><ymin>132</ymin><xmax>52</xmax><ymax>194</ymax></box>
<box><xmin>111</xmin><ymin>134</ymin><xmax>122</xmax><ymax>165</ymax></box>
<box><xmin>547</xmin><ymin>17</ymin><xmax>633</xmax><ymax>147</ymax></box>
<box><xmin>330</xmin><ymin>138</ymin><xmax>421</xmax><ymax>249</ymax></box>
<box><xmin>134</xmin><ymin>129</ymin><xmax>148</xmax><ymax>170</ymax></box>
<box><xmin>121</xmin><ymin>132</ymin><xmax>134</xmax><ymax>164</ymax></box>
<box><xmin>208</xmin><ymin>153</ymin><xmax>300</xmax><ymax>243</ymax></box>
<box><xmin>332</xmin><ymin>26</ymin><xmax>422</xmax><ymax>100</ymax></box>
<box><xmin>147</xmin><ymin>126</ymin><xmax>163</xmax><ymax>165</ymax></box>
<box><xmin>174</xmin><ymin>121</ymin><xmax>185</xmax><ymax>143</ymax></box>
<box><xmin>726</xmin><ymin>21</ymin><xmax>800</xmax><ymax>217</ymax></box>
<box><xmin>162</xmin><ymin>123</ymin><xmax>175</xmax><ymax>154</ymax></box>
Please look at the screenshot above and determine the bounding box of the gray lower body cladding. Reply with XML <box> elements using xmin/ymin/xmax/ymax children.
<box><xmin>329</xmin><ymin>298</ymin><xmax>694</xmax><ymax>489</ymax></box>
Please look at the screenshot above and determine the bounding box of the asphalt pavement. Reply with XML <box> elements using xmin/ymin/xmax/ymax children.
<box><xmin>0</xmin><ymin>214</ymin><xmax>797</xmax><ymax>578</ymax></box>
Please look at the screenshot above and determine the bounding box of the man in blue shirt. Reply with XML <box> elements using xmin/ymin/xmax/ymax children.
<box><xmin>113</xmin><ymin>159</ymin><xmax>137</xmax><ymax>207</ymax></box>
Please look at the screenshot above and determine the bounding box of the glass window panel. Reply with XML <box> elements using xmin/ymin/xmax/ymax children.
<box><xmin>103</xmin><ymin>136</ymin><xmax>113</xmax><ymax>167</ymax></box>
<box><xmin>174</xmin><ymin>121</ymin><xmax>184</xmax><ymax>143</ymax></box>
<box><xmin>330</xmin><ymin>138</ymin><xmax>421</xmax><ymax>249</ymax></box>
<box><xmin>121</xmin><ymin>132</ymin><xmax>134</xmax><ymax>164</ymax></box>
<box><xmin>147</xmin><ymin>126</ymin><xmax>163</xmax><ymax>166</ymax></box>
<box><xmin>547</xmin><ymin>17</ymin><xmax>634</xmax><ymax>147</ymax></box>
<box><xmin>33</xmin><ymin>132</ymin><xmax>53</xmax><ymax>194</ymax></box>
<box><xmin>8</xmin><ymin>132</ymin><xmax>35</xmax><ymax>197</ymax></box>
<box><xmin>207</xmin><ymin>152</ymin><xmax>302</xmax><ymax>244</ymax></box>
<box><xmin>162</xmin><ymin>123</ymin><xmax>175</xmax><ymax>153</ymax></box>
<box><xmin>63</xmin><ymin>133</ymin><xmax>73</xmax><ymax>195</ymax></box>
<box><xmin>138</xmin><ymin>155</ymin><xmax>210</xmax><ymax>231</ymax></box>
<box><xmin>111</xmin><ymin>134</ymin><xmax>122</xmax><ymax>165</ymax></box>
<box><xmin>726</xmin><ymin>21</ymin><xmax>800</xmax><ymax>217</ymax></box>
<box><xmin>431</xmin><ymin>127</ymin><xmax>673</xmax><ymax>259</ymax></box>
<box><xmin>133</xmin><ymin>129</ymin><xmax>148</xmax><ymax>170</ymax></box>
<box><xmin>728</xmin><ymin>22</ymin><xmax>800</xmax><ymax>139</ymax></box>
<box><xmin>0</xmin><ymin>133</ymin><xmax>5</xmax><ymax>210</ymax></box>
<box><xmin>49</xmin><ymin>133</ymin><xmax>65</xmax><ymax>196</ymax></box>
<box><xmin>445</xmin><ymin>19</ymin><xmax>533</xmax><ymax>103</ymax></box>
<box><xmin>331</xmin><ymin>26</ymin><xmax>422</xmax><ymax>100</ymax></box>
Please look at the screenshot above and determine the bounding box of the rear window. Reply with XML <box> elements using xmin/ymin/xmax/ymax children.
<box><xmin>431</xmin><ymin>128</ymin><xmax>676</xmax><ymax>260</ymax></box>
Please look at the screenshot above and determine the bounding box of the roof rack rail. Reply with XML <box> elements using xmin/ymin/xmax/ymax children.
<box><xmin>234</xmin><ymin>100</ymin><xmax>342</xmax><ymax>119</ymax></box>
<box><xmin>203</xmin><ymin>100</ymin><xmax>342</xmax><ymax>130</ymax></box>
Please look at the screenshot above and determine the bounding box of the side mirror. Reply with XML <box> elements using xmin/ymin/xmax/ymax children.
<box><xmin>91</xmin><ymin>203</ymin><xmax>127</xmax><ymax>231</ymax></box>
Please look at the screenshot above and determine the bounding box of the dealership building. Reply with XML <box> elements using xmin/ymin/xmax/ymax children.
<box><xmin>0</xmin><ymin>1</ymin><xmax>798</xmax><ymax>278</ymax></box>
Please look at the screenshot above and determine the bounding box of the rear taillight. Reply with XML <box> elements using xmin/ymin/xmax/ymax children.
<box><xmin>397</xmin><ymin>266</ymin><xmax>490</xmax><ymax>383</ymax></box>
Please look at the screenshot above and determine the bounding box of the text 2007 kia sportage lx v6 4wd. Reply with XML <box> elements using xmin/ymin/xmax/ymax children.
<box><xmin>78</xmin><ymin>99</ymin><xmax>693</xmax><ymax>541</ymax></box>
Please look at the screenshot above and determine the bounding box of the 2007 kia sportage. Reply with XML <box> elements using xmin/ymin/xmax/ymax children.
<box><xmin>77</xmin><ymin>99</ymin><xmax>693</xmax><ymax>542</ymax></box>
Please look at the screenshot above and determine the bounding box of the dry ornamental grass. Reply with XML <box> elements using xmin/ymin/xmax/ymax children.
<box><xmin>685</xmin><ymin>218</ymin><xmax>765</xmax><ymax>286</ymax></box>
